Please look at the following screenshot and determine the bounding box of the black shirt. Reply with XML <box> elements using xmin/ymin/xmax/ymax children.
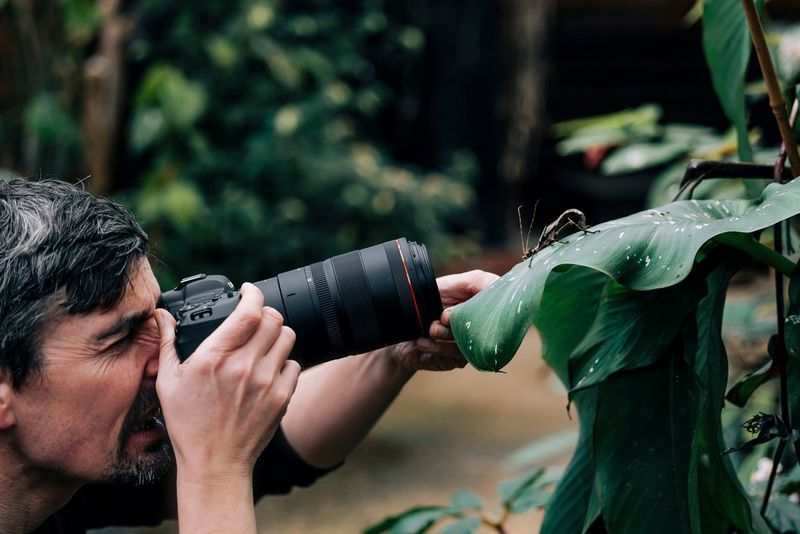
<box><xmin>33</xmin><ymin>427</ymin><xmax>334</xmax><ymax>533</ymax></box>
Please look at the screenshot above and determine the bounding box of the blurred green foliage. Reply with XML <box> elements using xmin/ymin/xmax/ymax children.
<box><xmin>124</xmin><ymin>0</ymin><xmax>478</xmax><ymax>287</ymax></box>
<box><xmin>4</xmin><ymin>0</ymin><xmax>478</xmax><ymax>287</ymax></box>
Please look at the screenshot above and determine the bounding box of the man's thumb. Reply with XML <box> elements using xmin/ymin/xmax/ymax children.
<box><xmin>155</xmin><ymin>308</ymin><xmax>180</xmax><ymax>371</ymax></box>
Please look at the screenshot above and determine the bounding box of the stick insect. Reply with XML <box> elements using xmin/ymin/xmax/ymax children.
<box><xmin>519</xmin><ymin>204</ymin><xmax>598</xmax><ymax>267</ymax></box>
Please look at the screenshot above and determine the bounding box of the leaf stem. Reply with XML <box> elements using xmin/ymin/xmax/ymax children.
<box><xmin>741</xmin><ymin>0</ymin><xmax>800</xmax><ymax>176</ymax></box>
<box><xmin>712</xmin><ymin>233</ymin><xmax>797</xmax><ymax>276</ymax></box>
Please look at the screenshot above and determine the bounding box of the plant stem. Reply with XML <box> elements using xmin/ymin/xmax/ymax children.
<box><xmin>760</xmin><ymin>439</ymin><xmax>787</xmax><ymax>516</ymax></box>
<box><xmin>741</xmin><ymin>0</ymin><xmax>800</xmax><ymax>177</ymax></box>
<box><xmin>481</xmin><ymin>516</ymin><xmax>508</xmax><ymax>534</ymax></box>
<box><xmin>712</xmin><ymin>233</ymin><xmax>797</xmax><ymax>276</ymax></box>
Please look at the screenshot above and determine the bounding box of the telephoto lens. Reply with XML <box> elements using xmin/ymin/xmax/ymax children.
<box><xmin>159</xmin><ymin>238</ymin><xmax>444</xmax><ymax>368</ymax></box>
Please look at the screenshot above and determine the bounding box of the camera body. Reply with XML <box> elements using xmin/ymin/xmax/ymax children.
<box><xmin>159</xmin><ymin>238</ymin><xmax>443</xmax><ymax>368</ymax></box>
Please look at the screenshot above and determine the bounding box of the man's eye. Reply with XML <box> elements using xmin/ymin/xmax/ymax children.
<box><xmin>106</xmin><ymin>332</ymin><xmax>134</xmax><ymax>354</ymax></box>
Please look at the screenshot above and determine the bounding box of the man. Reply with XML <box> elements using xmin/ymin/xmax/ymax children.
<box><xmin>0</xmin><ymin>178</ymin><xmax>498</xmax><ymax>533</ymax></box>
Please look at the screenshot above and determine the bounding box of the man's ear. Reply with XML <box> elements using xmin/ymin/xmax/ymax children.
<box><xmin>0</xmin><ymin>370</ymin><xmax>16</xmax><ymax>430</ymax></box>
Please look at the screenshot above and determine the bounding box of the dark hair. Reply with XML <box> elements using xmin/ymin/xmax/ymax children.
<box><xmin>0</xmin><ymin>178</ymin><xmax>149</xmax><ymax>388</ymax></box>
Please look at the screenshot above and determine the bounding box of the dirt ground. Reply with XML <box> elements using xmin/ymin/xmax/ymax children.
<box><xmin>114</xmin><ymin>328</ymin><xmax>576</xmax><ymax>534</ymax></box>
<box><xmin>258</xmin><ymin>329</ymin><xmax>576</xmax><ymax>533</ymax></box>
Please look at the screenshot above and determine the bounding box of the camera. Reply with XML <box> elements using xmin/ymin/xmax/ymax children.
<box><xmin>158</xmin><ymin>238</ymin><xmax>443</xmax><ymax>368</ymax></box>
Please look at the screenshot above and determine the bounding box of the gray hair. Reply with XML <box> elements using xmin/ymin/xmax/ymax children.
<box><xmin>0</xmin><ymin>178</ymin><xmax>149</xmax><ymax>388</ymax></box>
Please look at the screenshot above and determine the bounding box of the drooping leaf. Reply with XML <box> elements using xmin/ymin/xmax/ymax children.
<box><xmin>786</xmin><ymin>272</ymin><xmax>800</xmax><ymax>443</ymax></box>
<box><xmin>725</xmin><ymin>361</ymin><xmax>777</xmax><ymax>407</ymax></box>
<box><xmin>689</xmin><ymin>259</ymin><xmax>770</xmax><ymax>534</ymax></box>
<box><xmin>592</xmin><ymin>345</ymin><xmax>700</xmax><ymax>533</ymax></box>
<box><xmin>540</xmin><ymin>388</ymin><xmax>601</xmax><ymax>534</ymax></box>
<box><xmin>702</xmin><ymin>0</ymin><xmax>753</xmax><ymax>161</ymax></box>
<box><xmin>535</xmin><ymin>267</ymin><xmax>608</xmax><ymax>384</ymax></box>
<box><xmin>567</xmin><ymin>275</ymin><xmax>705</xmax><ymax>392</ymax></box>
<box><xmin>452</xmin><ymin>179</ymin><xmax>800</xmax><ymax>372</ymax></box>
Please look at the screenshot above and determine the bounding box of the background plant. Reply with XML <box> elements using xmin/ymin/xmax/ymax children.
<box><xmin>0</xmin><ymin>0</ymin><xmax>479</xmax><ymax>287</ymax></box>
<box><xmin>446</xmin><ymin>1</ymin><xmax>800</xmax><ymax>533</ymax></box>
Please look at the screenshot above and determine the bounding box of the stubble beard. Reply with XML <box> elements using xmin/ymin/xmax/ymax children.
<box><xmin>105</xmin><ymin>385</ymin><xmax>174</xmax><ymax>487</ymax></box>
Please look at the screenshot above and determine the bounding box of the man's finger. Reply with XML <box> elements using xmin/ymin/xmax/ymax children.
<box><xmin>429</xmin><ymin>320</ymin><xmax>453</xmax><ymax>341</ymax></box>
<box><xmin>199</xmin><ymin>283</ymin><xmax>265</xmax><ymax>354</ymax></box>
<box><xmin>257</xmin><ymin>326</ymin><xmax>297</xmax><ymax>377</ymax></box>
<box><xmin>155</xmin><ymin>308</ymin><xmax>180</xmax><ymax>374</ymax></box>
<box><xmin>244</xmin><ymin>306</ymin><xmax>285</xmax><ymax>360</ymax></box>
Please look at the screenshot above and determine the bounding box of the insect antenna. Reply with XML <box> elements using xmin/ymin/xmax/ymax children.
<box><xmin>518</xmin><ymin>200</ymin><xmax>539</xmax><ymax>255</ymax></box>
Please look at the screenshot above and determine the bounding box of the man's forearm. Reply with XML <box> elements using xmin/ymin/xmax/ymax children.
<box><xmin>176</xmin><ymin>468</ymin><xmax>257</xmax><ymax>534</ymax></box>
<box><xmin>281</xmin><ymin>348</ymin><xmax>414</xmax><ymax>468</ymax></box>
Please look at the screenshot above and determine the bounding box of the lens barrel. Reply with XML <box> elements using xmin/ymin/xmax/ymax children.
<box><xmin>160</xmin><ymin>238</ymin><xmax>443</xmax><ymax>368</ymax></box>
<box><xmin>257</xmin><ymin>238</ymin><xmax>442</xmax><ymax>367</ymax></box>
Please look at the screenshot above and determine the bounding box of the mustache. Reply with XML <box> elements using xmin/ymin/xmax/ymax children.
<box><xmin>120</xmin><ymin>385</ymin><xmax>162</xmax><ymax>438</ymax></box>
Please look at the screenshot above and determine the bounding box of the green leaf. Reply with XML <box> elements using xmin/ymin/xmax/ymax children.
<box><xmin>438</xmin><ymin>517</ymin><xmax>481</xmax><ymax>534</ymax></box>
<box><xmin>363</xmin><ymin>506</ymin><xmax>452</xmax><ymax>534</ymax></box>
<box><xmin>786</xmin><ymin>272</ymin><xmax>800</xmax><ymax>443</ymax></box>
<box><xmin>542</xmin><ymin>259</ymin><xmax>770</xmax><ymax>534</ymax></box>
<box><xmin>725</xmin><ymin>361</ymin><xmax>777</xmax><ymax>407</ymax></box>
<box><xmin>451</xmin><ymin>179</ymin><xmax>800</xmax><ymax>372</ymax></box>
<box><xmin>689</xmin><ymin>259</ymin><xmax>770</xmax><ymax>534</ymax></box>
<box><xmin>450</xmin><ymin>491</ymin><xmax>482</xmax><ymax>511</ymax></box>
<box><xmin>552</xmin><ymin>104</ymin><xmax>662</xmax><ymax>137</ymax></box>
<box><xmin>568</xmin><ymin>276</ymin><xmax>705</xmax><ymax>392</ymax></box>
<box><xmin>135</xmin><ymin>65</ymin><xmax>208</xmax><ymax>130</ymax></box>
<box><xmin>555</xmin><ymin>124</ymin><xmax>659</xmax><ymax>157</ymax></box>
<box><xmin>506</xmin><ymin>429</ymin><xmax>579</xmax><ymax>469</ymax></box>
<box><xmin>765</xmin><ymin>496</ymin><xmax>800</xmax><ymax>534</ymax></box>
<box><xmin>535</xmin><ymin>267</ymin><xmax>608</xmax><ymax>384</ymax></box>
<box><xmin>498</xmin><ymin>468</ymin><xmax>545</xmax><ymax>508</ymax></box>
<box><xmin>702</xmin><ymin>0</ymin><xmax>753</xmax><ymax>161</ymax></box>
<box><xmin>592</xmin><ymin>344</ymin><xmax>700</xmax><ymax>533</ymax></box>
<box><xmin>23</xmin><ymin>93</ymin><xmax>81</xmax><ymax>145</ymax></box>
<box><xmin>600</xmin><ymin>141</ymin><xmax>688</xmax><ymax>175</ymax></box>
<box><xmin>64</xmin><ymin>0</ymin><xmax>100</xmax><ymax>46</ymax></box>
<box><xmin>540</xmin><ymin>388</ymin><xmax>601</xmax><ymax>534</ymax></box>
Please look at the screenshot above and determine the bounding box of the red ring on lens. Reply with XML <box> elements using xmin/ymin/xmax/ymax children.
<box><xmin>395</xmin><ymin>239</ymin><xmax>425</xmax><ymax>336</ymax></box>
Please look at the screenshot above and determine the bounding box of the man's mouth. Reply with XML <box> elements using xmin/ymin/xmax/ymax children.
<box><xmin>129</xmin><ymin>407</ymin><xmax>163</xmax><ymax>434</ymax></box>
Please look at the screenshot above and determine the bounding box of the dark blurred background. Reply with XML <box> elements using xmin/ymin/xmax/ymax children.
<box><xmin>4</xmin><ymin>2</ymin><xmax>800</xmax><ymax>532</ymax></box>
<box><xmin>1</xmin><ymin>0</ymin><xmax>799</xmax><ymax>285</ymax></box>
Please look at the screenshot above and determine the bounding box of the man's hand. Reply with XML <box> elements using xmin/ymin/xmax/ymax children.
<box><xmin>392</xmin><ymin>269</ymin><xmax>498</xmax><ymax>372</ymax></box>
<box><xmin>155</xmin><ymin>283</ymin><xmax>300</xmax><ymax>533</ymax></box>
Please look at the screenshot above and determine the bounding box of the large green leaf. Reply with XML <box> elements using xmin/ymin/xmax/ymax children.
<box><xmin>593</xmin><ymin>345</ymin><xmax>700</xmax><ymax>533</ymax></box>
<box><xmin>535</xmin><ymin>266</ymin><xmax>607</xmax><ymax>384</ymax></box>
<box><xmin>541</xmin><ymin>259</ymin><xmax>769</xmax><ymax>534</ymax></box>
<box><xmin>567</xmin><ymin>277</ymin><xmax>704</xmax><ymax>392</ymax></box>
<box><xmin>540</xmin><ymin>388</ymin><xmax>601</xmax><ymax>534</ymax></box>
<box><xmin>690</xmin><ymin>260</ymin><xmax>770</xmax><ymax>534</ymax></box>
<box><xmin>452</xmin><ymin>179</ymin><xmax>800</xmax><ymax>372</ymax></box>
<box><xmin>702</xmin><ymin>0</ymin><xmax>753</xmax><ymax>161</ymax></box>
<box><xmin>786</xmin><ymin>272</ymin><xmax>800</xmax><ymax>443</ymax></box>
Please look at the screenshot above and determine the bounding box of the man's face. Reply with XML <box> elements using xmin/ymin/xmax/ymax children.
<box><xmin>11</xmin><ymin>259</ymin><xmax>171</xmax><ymax>485</ymax></box>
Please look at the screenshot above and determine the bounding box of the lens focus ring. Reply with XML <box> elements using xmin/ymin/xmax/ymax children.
<box><xmin>331</xmin><ymin>252</ymin><xmax>382</xmax><ymax>352</ymax></box>
<box><xmin>309</xmin><ymin>262</ymin><xmax>346</xmax><ymax>356</ymax></box>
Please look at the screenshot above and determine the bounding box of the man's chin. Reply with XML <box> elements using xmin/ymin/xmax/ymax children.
<box><xmin>107</xmin><ymin>435</ymin><xmax>173</xmax><ymax>487</ymax></box>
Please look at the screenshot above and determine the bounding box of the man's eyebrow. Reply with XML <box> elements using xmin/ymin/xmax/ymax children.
<box><xmin>94</xmin><ymin>309</ymin><xmax>152</xmax><ymax>342</ymax></box>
